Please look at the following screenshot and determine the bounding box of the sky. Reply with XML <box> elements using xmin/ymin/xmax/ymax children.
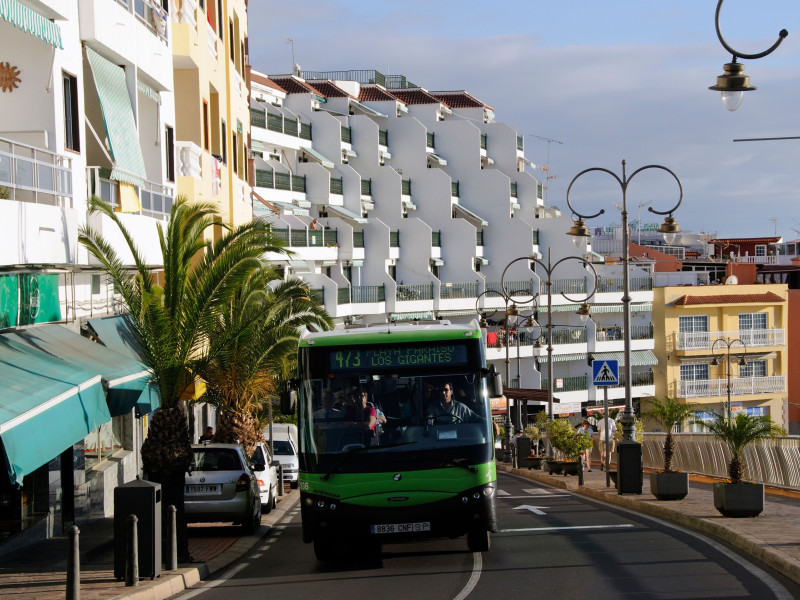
<box><xmin>248</xmin><ymin>1</ymin><xmax>800</xmax><ymax>240</ymax></box>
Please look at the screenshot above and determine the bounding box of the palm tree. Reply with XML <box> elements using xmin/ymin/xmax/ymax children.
<box><xmin>641</xmin><ymin>396</ymin><xmax>694</xmax><ymax>472</ymax></box>
<box><xmin>699</xmin><ymin>403</ymin><xmax>786</xmax><ymax>484</ymax></box>
<box><xmin>79</xmin><ymin>195</ymin><xmax>285</xmax><ymax>559</ymax></box>
<box><xmin>201</xmin><ymin>275</ymin><xmax>333</xmax><ymax>455</ymax></box>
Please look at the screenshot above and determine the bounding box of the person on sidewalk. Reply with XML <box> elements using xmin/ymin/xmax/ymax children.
<box><xmin>596</xmin><ymin>417</ymin><xmax>617</xmax><ymax>470</ymax></box>
<box><xmin>578</xmin><ymin>420</ymin><xmax>594</xmax><ymax>471</ymax></box>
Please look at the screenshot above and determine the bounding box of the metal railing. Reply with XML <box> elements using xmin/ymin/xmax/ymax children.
<box><xmin>440</xmin><ymin>282</ymin><xmax>479</xmax><ymax>299</ymax></box>
<box><xmin>337</xmin><ymin>285</ymin><xmax>385</xmax><ymax>304</ymax></box>
<box><xmin>480</xmin><ymin>134</ymin><xmax>487</xmax><ymax>150</ymax></box>
<box><xmin>397</xmin><ymin>283</ymin><xmax>434</xmax><ymax>301</ymax></box>
<box><xmin>379</xmin><ymin>130</ymin><xmax>388</xmax><ymax>146</ymax></box>
<box><xmin>353</xmin><ymin>231</ymin><xmax>365</xmax><ymax>247</ymax></box>
<box><xmin>361</xmin><ymin>179</ymin><xmax>372</xmax><ymax>196</ymax></box>
<box><xmin>271</xmin><ymin>227</ymin><xmax>337</xmax><ymax>248</ymax></box>
<box><xmin>517</xmin><ymin>135</ymin><xmax>524</xmax><ymax>151</ymax></box>
<box><xmin>341</xmin><ymin>126</ymin><xmax>352</xmax><ymax>143</ymax></box>
<box><xmin>476</xmin><ymin>230</ymin><xmax>484</xmax><ymax>246</ymax></box>
<box><xmin>330</xmin><ymin>178</ymin><xmax>343</xmax><ymax>195</ymax></box>
<box><xmin>258</xmin><ymin>111</ymin><xmax>310</xmax><ymax>140</ymax></box>
<box><xmin>432</xmin><ymin>231</ymin><xmax>441</xmax><ymax>247</ymax></box>
<box><xmin>537</xmin><ymin>182</ymin><xmax>543</xmax><ymax>200</ymax></box>
<box><xmin>426</xmin><ymin>132</ymin><xmax>435</xmax><ymax>148</ymax></box>
<box><xmin>87</xmin><ymin>167</ymin><xmax>172</xmax><ymax>221</ymax></box>
<box><xmin>676</xmin><ymin>375</ymin><xmax>786</xmax><ymax>399</ymax></box>
<box><xmin>401</xmin><ymin>179</ymin><xmax>411</xmax><ymax>195</ymax></box>
<box><xmin>675</xmin><ymin>329</ymin><xmax>785</xmax><ymax>350</ymax></box>
<box><xmin>389</xmin><ymin>231</ymin><xmax>399</xmax><ymax>247</ymax></box>
<box><xmin>551</xmin><ymin>327</ymin><xmax>587</xmax><ymax>344</ymax></box>
<box><xmin>485</xmin><ymin>280</ymin><xmax>535</xmax><ymax>296</ymax></box>
<box><xmin>596</xmin><ymin>276</ymin><xmax>654</xmax><ymax>293</ymax></box>
<box><xmin>254</xmin><ymin>170</ymin><xmax>306</xmax><ymax>192</ymax></box>
<box><xmin>510</xmin><ymin>182</ymin><xmax>518</xmax><ymax>198</ymax></box>
<box><xmin>532</xmin><ymin>229</ymin><xmax>539</xmax><ymax>245</ymax></box>
<box><xmin>549</xmin><ymin>278</ymin><xmax>587</xmax><ymax>295</ymax></box>
<box><xmin>641</xmin><ymin>433</ymin><xmax>800</xmax><ymax>489</ymax></box>
<box><xmin>1</xmin><ymin>137</ymin><xmax>73</xmax><ymax>208</ymax></box>
<box><xmin>451</xmin><ymin>181</ymin><xmax>459</xmax><ymax>197</ymax></box>
<box><xmin>540</xmin><ymin>375</ymin><xmax>588</xmax><ymax>392</ymax></box>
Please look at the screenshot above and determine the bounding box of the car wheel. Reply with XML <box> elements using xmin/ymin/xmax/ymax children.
<box><xmin>263</xmin><ymin>488</ymin><xmax>273</xmax><ymax>514</ymax></box>
<box><xmin>243</xmin><ymin>500</ymin><xmax>261</xmax><ymax>534</ymax></box>
<box><xmin>290</xmin><ymin>480</ymin><xmax>299</xmax><ymax>489</ymax></box>
<box><xmin>271</xmin><ymin>488</ymin><xmax>277</xmax><ymax>510</ymax></box>
<box><xmin>314</xmin><ymin>537</ymin><xmax>336</xmax><ymax>561</ymax></box>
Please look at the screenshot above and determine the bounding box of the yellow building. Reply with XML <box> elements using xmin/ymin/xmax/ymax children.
<box><xmin>653</xmin><ymin>284</ymin><xmax>788</xmax><ymax>430</ymax></box>
<box><xmin>172</xmin><ymin>0</ymin><xmax>252</xmax><ymax>228</ymax></box>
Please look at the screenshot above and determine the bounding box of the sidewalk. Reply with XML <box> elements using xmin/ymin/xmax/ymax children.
<box><xmin>0</xmin><ymin>489</ymin><xmax>300</xmax><ymax>600</ymax></box>
<box><xmin>498</xmin><ymin>462</ymin><xmax>800</xmax><ymax>587</ymax></box>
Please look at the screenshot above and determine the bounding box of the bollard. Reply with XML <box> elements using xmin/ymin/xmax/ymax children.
<box><xmin>126</xmin><ymin>514</ymin><xmax>139</xmax><ymax>587</ymax></box>
<box><xmin>578</xmin><ymin>456</ymin><xmax>585</xmax><ymax>486</ymax></box>
<box><xmin>66</xmin><ymin>525</ymin><xmax>80</xmax><ymax>600</ymax></box>
<box><xmin>277</xmin><ymin>464</ymin><xmax>284</xmax><ymax>497</ymax></box>
<box><xmin>166</xmin><ymin>505</ymin><xmax>178</xmax><ymax>571</ymax></box>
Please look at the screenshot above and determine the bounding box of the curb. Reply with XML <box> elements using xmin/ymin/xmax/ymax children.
<box><xmin>107</xmin><ymin>492</ymin><xmax>301</xmax><ymax>600</ymax></box>
<box><xmin>499</xmin><ymin>464</ymin><xmax>800</xmax><ymax>587</ymax></box>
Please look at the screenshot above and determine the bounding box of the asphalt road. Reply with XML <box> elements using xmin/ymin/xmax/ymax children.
<box><xmin>177</xmin><ymin>472</ymin><xmax>800</xmax><ymax>600</ymax></box>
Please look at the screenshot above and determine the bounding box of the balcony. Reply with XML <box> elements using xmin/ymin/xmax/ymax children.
<box><xmin>271</xmin><ymin>227</ymin><xmax>337</xmax><ymax>248</ymax></box>
<box><xmin>338</xmin><ymin>285</ymin><xmax>386</xmax><ymax>304</ymax></box>
<box><xmin>677</xmin><ymin>376</ymin><xmax>785</xmax><ymax>399</ymax></box>
<box><xmin>0</xmin><ymin>137</ymin><xmax>73</xmax><ymax>207</ymax></box>
<box><xmin>596</xmin><ymin>276</ymin><xmax>653</xmax><ymax>293</ymax></box>
<box><xmin>255</xmin><ymin>169</ymin><xmax>306</xmax><ymax>193</ymax></box>
<box><xmin>541</xmin><ymin>375</ymin><xmax>588</xmax><ymax>393</ymax></box>
<box><xmin>252</xmin><ymin>109</ymin><xmax>311</xmax><ymax>141</ymax></box>
<box><xmin>596</xmin><ymin>324</ymin><xmax>654</xmax><ymax>341</ymax></box>
<box><xmin>396</xmin><ymin>283</ymin><xmax>434</xmax><ymax>301</ymax></box>
<box><xmin>87</xmin><ymin>167</ymin><xmax>173</xmax><ymax>221</ymax></box>
<box><xmin>674</xmin><ymin>329</ymin><xmax>785</xmax><ymax>350</ymax></box>
<box><xmin>440</xmin><ymin>282</ymin><xmax>478</xmax><ymax>299</ymax></box>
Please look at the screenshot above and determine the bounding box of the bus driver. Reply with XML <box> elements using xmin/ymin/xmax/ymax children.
<box><xmin>426</xmin><ymin>383</ymin><xmax>482</xmax><ymax>423</ymax></box>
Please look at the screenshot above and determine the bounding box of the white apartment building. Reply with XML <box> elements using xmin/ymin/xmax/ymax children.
<box><xmin>249</xmin><ymin>68</ymin><xmax>656</xmax><ymax>424</ymax></box>
<box><xmin>0</xmin><ymin>0</ymin><xmax>175</xmax><ymax>552</ymax></box>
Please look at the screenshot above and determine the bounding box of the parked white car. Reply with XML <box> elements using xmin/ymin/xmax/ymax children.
<box><xmin>264</xmin><ymin>428</ymin><xmax>299</xmax><ymax>489</ymax></box>
<box><xmin>250</xmin><ymin>441</ymin><xmax>279</xmax><ymax>513</ymax></box>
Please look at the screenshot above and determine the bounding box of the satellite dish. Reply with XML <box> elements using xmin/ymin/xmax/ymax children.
<box><xmin>725</xmin><ymin>275</ymin><xmax>738</xmax><ymax>285</ymax></box>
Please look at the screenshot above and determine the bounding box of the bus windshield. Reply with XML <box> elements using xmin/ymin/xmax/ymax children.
<box><xmin>299</xmin><ymin>370</ymin><xmax>492</xmax><ymax>469</ymax></box>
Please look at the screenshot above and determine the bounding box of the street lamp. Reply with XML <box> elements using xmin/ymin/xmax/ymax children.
<box><xmin>567</xmin><ymin>160</ymin><xmax>682</xmax><ymax>489</ymax></box>
<box><xmin>709</xmin><ymin>0</ymin><xmax>788</xmax><ymax>111</ymax></box>
<box><xmin>711</xmin><ymin>338</ymin><xmax>748</xmax><ymax>417</ymax></box>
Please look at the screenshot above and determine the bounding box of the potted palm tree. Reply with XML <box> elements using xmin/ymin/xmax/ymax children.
<box><xmin>523</xmin><ymin>411</ymin><xmax>548</xmax><ymax>469</ymax></box>
<box><xmin>699</xmin><ymin>401</ymin><xmax>785</xmax><ymax>517</ymax></box>
<box><xmin>641</xmin><ymin>396</ymin><xmax>694</xmax><ymax>500</ymax></box>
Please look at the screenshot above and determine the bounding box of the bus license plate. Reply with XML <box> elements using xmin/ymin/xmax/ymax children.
<box><xmin>371</xmin><ymin>522</ymin><xmax>430</xmax><ymax>534</ymax></box>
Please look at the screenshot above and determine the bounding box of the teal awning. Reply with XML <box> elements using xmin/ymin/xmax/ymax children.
<box><xmin>272</xmin><ymin>201</ymin><xmax>309</xmax><ymax>216</ymax></box>
<box><xmin>428</xmin><ymin>153</ymin><xmax>447</xmax><ymax>166</ymax></box>
<box><xmin>537</xmin><ymin>352</ymin><xmax>587</xmax><ymax>363</ymax></box>
<box><xmin>87</xmin><ymin>314</ymin><xmax>143</xmax><ymax>358</ymax></box>
<box><xmin>390</xmin><ymin>311</ymin><xmax>435</xmax><ymax>322</ymax></box>
<box><xmin>453</xmin><ymin>203</ymin><xmax>489</xmax><ymax>227</ymax></box>
<box><xmin>0</xmin><ymin>335</ymin><xmax>109</xmax><ymax>486</ymax></box>
<box><xmin>9</xmin><ymin>324</ymin><xmax>157</xmax><ymax>417</ymax></box>
<box><xmin>327</xmin><ymin>205</ymin><xmax>368</xmax><ymax>224</ymax></box>
<box><xmin>0</xmin><ymin>0</ymin><xmax>63</xmax><ymax>49</ymax></box>
<box><xmin>301</xmin><ymin>147</ymin><xmax>334</xmax><ymax>169</ymax></box>
<box><xmin>137</xmin><ymin>80</ymin><xmax>161</xmax><ymax>105</ymax></box>
<box><xmin>590</xmin><ymin>350</ymin><xmax>658</xmax><ymax>367</ymax></box>
<box><xmin>85</xmin><ymin>46</ymin><xmax>148</xmax><ymax>188</ymax></box>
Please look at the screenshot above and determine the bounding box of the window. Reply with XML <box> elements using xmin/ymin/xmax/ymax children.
<box><xmin>221</xmin><ymin>120</ymin><xmax>227</xmax><ymax>164</ymax></box>
<box><xmin>679</xmin><ymin>315</ymin><xmax>709</xmax><ymax>349</ymax></box>
<box><xmin>229</xmin><ymin>19</ymin><xmax>235</xmax><ymax>63</ymax></box>
<box><xmin>680</xmin><ymin>363</ymin><xmax>709</xmax><ymax>380</ymax></box>
<box><xmin>739</xmin><ymin>312</ymin><xmax>767</xmax><ymax>345</ymax></box>
<box><xmin>755</xmin><ymin>245</ymin><xmax>767</xmax><ymax>257</ymax></box>
<box><xmin>202</xmin><ymin>101</ymin><xmax>210</xmax><ymax>151</ymax></box>
<box><xmin>216</xmin><ymin>0</ymin><xmax>224</xmax><ymax>39</ymax></box>
<box><xmin>165</xmin><ymin>125</ymin><xmax>175</xmax><ymax>182</ymax></box>
<box><xmin>739</xmin><ymin>313</ymin><xmax>767</xmax><ymax>330</ymax></box>
<box><xmin>232</xmin><ymin>131</ymin><xmax>238</xmax><ymax>174</ymax></box>
<box><xmin>63</xmin><ymin>72</ymin><xmax>80</xmax><ymax>152</ymax></box>
<box><xmin>740</xmin><ymin>360</ymin><xmax>767</xmax><ymax>378</ymax></box>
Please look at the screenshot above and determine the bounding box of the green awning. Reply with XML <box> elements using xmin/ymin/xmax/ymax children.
<box><xmin>85</xmin><ymin>46</ymin><xmax>148</xmax><ymax>188</ymax></box>
<box><xmin>0</xmin><ymin>335</ymin><xmax>109</xmax><ymax>486</ymax></box>
<box><xmin>301</xmin><ymin>147</ymin><xmax>334</xmax><ymax>169</ymax></box>
<box><xmin>428</xmin><ymin>153</ymin><xmax>447</xmax><ymax>166</ymax></box>
<box><xmin>9</xmin><ymin>325</ymin><xmax>157</xmax><ymax>417</ymax></box>
<box><xmin>536</xmin><ymin>352</ymin><xmax>587</xmax><ymax>363</ymax></box>
<box><xmin>137</xmin><ymin>80</ymin><xmax>161</xmax><ymax>105</ymax></box>
<box><xmin>453</xmin><ymin>203</ymin><xmax>489</xmax><ymax>227</ymax></box>
<box><xmin>590</xmin><ymin>350</ymin><xmax>658</xmax><ymax>367</ymax></box>
<box><xmin>327</xmin><ymin>205</ymin><xmax>368</xmax><ymax>224</ymax></box>
<box><xmin>0</xmin><ymin>0</ymin><xmax>63</xmax><ymax>49</ymax></box>
<box><xmin>390</xmin><ymin>311</ymin><xmax>435</xmax><ymax>322</ymax></box>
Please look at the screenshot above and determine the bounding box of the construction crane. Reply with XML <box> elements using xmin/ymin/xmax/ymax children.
<box><xmin>528</xmin><ymin>135</ymin><xmax>563</xmax><ymax>205</ymax></box>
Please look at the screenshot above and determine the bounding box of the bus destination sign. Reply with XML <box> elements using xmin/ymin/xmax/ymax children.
<box><xmin>329</xmin><ymin>343</ymin><xmax>468</xmax><ymax>371</ymax></box>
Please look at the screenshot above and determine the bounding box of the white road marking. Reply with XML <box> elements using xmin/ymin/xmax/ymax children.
<box><xmin>250</xmin><ymin>553</ymin><xmax>262</xmax><ymax>558</ymax></box>
<box><xmin>179</xmin><ymin>563</ymin><xmax>249</xmax><ymax>598</ymax></box>
<box><xmin>497</xmin><ymin>490</ymin><xmax>511</xmax><ymax>496</ymax></box>
<box><xmin>452</xmin><ymin>551</ymin><xmax>482</xmax><ymax>600</ymax></box>
<box><xmin>500</xmin><ymin>495</ymin><xmax>569</xmax><ymax>499</ymax></box>
<box><xmin>500</xmin><ymin>524</ymin><xmax>635</xmax><ymax>533</ymax></box>
<box><xmin>522</xmin><ymin>488</ymin><xmax>555</xmax><ymax>495</ymax></box>
<box><xmin>514</xmin><ymin>504</ymin><xmax>549</xmax><ymax>515</ymax></box>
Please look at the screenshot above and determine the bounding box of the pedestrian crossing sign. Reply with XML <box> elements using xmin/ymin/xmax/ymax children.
<box><xmin>592</xmin><ymin>359</ymin><xmax>619</xmax><ymax>386</ymax></box>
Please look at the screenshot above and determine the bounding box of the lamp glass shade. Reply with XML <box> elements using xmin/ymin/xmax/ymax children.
<box><xmin>721</xmin><ymin>90</ymin><xmax>744</xmax><ymax>112</ymax></box>
<box><xmin>663</xmin><ymin>231</ymin><xmax>678</xmax><ymax>245</ymax></box>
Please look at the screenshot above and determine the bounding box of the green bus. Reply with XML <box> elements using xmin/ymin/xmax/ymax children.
<box><xmin>285</xmin><ymin>321</ymin><xmax>499</xmax><ymax>560</ymax></box>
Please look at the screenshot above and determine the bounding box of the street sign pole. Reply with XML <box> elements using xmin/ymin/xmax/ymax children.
<box><xmin>604</xmin><ymin>387</ymin><xmax>610</xmax><ymax>488</ymax></box>
<box><xmin>592</xmin><ymin>359</ymin><xmax>619</xmax><ymax>489</ymax></box>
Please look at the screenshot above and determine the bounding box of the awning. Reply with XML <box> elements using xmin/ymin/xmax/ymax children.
<box><xmin>273</xmin><ymin>201</ymin><xmax>309</xmax><ymax>216</ymax></box>
<box><xmin>590</xmin><ymin>350</ymin><xmax>658</xmax><ymax>367</ymax></box>
<box><xmin>475</xmin><ymin>257</ymin><xmax>489</xmax><ymax>265</ymax></box>
<box><xmin>427</xmin><ymin>153</ymin><xmax>447</xmax><ymax>167</ymax></box>
<box><xmin>87</xmin><ymin>314</ymin><xmax>143</xmax><ymax>359</ymax></box>
<box><xmin>326</xmin><ymin>205</ymin><xmax>368</xmax><ymax>224</ymax></box>
<box><xmin>344</xmin><ymin>149</ymin><xmax>357</xmax><ymax>158</ymax></box>
<box><xmin>536</xmin><ymin>352</ymin><xmax>587</xmax><ymax>363</ymax></box>
<box><xmin>85</xmin><ymin>47</ymin><xmax>148</xmax><ymax>187</ymax></box>
<box><xmin>402</xmin><ymin>200</ymin><xmax>417</xmax><ymax>210</ymax></box>
<box><xmin>539</xmin><ymin>302</ymin><xmax>652</xmax><ymax>314</ymax></box>
<box><xmin>288</xmin><ymin>260</ymin><xmax>312</xmax><ymax>273</ymax></box>
<box><xmin>0</xmin><ymin>335</ymin><xmax>110</xmax><ymax>485</ymax></box>
<box><xmin>431</xmin><ymin>258</ymin><xmax>444</xmax><ymax>266</ymax></box>
<box><xmin>293</xmin><ymin>198</ymin><xmax>312</xmax><ymax>209</ymax></box>
<box><xmin>137</xmin><ymin>80</ymin><xmax>161</xmax><ymax>105</ymax></box>
<box><xmin>390</xmin><ymin>311</ymin><xmax>435</xmax><ymax>322</ymax></box>
<box><xmin>8</xmin><ymin>324</ymin><xmax>158</xmax><ymax>417</ymax></box>
<box><xmin>453</xmin><ymin>203</ymin><xmax>489</xmax><ymax>226</ymax></box>
<box><xmin>0</xmin><ymin>0</ymin><xmax>63</xmax><ymax>49</ymax></box>
<box><xmin>436</xmin><ymin>309</ymin><xmax>476</xmax><ymax>317</ymax></box>
<box><xmin>350</xmin><ymin>100</ymin><xmax>388</xmax><ymax>118</ymax></box>
<box><xmin>301</xmin><ymin>147</ymin><xmax>334</xmax><ymax>169</ymax></box>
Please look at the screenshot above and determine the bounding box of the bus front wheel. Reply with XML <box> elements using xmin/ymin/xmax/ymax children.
<box><xmin>467</xmin><ymin>528</ymin><xmax>490</xmax><ymax>552</ymax></box>
<box><xmin>314</xmin><ymin>537</ymin><xmax>336</xmax><ymax>561</ymax></box>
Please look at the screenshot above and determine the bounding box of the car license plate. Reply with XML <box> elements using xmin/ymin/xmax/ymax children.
<box><xmin>371</xmin><ymin>522</ymin><xmax>430</xmax><ymax>534</ymax></box>
<box><xmin>185</xmin><ymin>484</ymin><xmax>220</xmax><ymax>494</ymax></box>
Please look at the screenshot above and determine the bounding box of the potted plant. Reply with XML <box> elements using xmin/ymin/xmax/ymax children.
<box><xmin>698</xmin><ymin>401</ymin><xmax>785</xmax><ymax>517</ymax></box>
<box><xmin>640</xmin><ymin>396</ymin><xmax>694</xmax><ymax>500</ymax></box>
<box><xmin>523</xmin><ymin>412</ymin><xmax>548</xmax><ymax>469</ymax></box>
<box><xmin>545</xmin><ymin>418</ymin><xmax>594</xmax><ymax>476</ymax></box>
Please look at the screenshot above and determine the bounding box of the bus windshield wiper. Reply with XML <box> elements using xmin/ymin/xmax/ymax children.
<box><xmin>440</xmin><ymin>457</ymin><xmax>478</xmax><ymax>473</ymax></box>
<box><xmin>321</xmin><ymin>441</ymin><xmax>417</xmax><ymax>481</ymax></box>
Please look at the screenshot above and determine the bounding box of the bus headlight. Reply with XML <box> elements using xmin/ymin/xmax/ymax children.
<box><xmin>483</xmin><ymin>486</ymin><xmax>495</xmax><ymax>497</ymax></box>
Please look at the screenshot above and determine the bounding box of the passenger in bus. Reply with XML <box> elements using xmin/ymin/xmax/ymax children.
<box><xmin>426</xmin><ymin>383</ymin><xmax>482</xmax><ymax>424</ymax></box>
<box><xmin>344</xmin><ymin>390</ymin><xmax>377</xmax><ymax>436</ymax></box>
<box><xmin>314</xmin><ymin>390</ymin><xmax>341</xmax><ymax>422</ymax></box>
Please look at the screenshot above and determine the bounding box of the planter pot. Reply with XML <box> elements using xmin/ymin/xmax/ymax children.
<box><xmin>650</xmin><ymin>472</ymin><xmax>689</xmax><ymax>501</ymax></box>
<box><xmin>544</xmin><ymin>460</ymin><xmax>563</xmax><ymax>475</ymax></box>
<box><xmin>526</xmin><ymin>456</ymin><xmax>545</xmax><ymax>470</ymax></box>
<box><xmin>561</xmin><ymin>461</ymin><xmax>580</xmax><ymax>476</ymax></box>
<box><xmin>713</xmin><ymin>482</ymin><xmax>764</xmax><ymax>518</ymax></box>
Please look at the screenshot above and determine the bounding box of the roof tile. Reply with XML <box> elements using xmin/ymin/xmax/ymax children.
<box><xmin>673</xmin><ymin>292</ymin><xmax>784</xmax><ymax>306</ymax></box>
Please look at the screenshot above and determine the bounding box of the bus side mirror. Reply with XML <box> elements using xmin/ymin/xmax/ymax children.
<box><xmin>280</xmin><ymin>380</ymin><xmax>297</xmax><ymax>415</ymax></box>
<box><xmin>485</xmin><ymin>366</ymin><xmax>503</xmax><ymax>398</ymax></box>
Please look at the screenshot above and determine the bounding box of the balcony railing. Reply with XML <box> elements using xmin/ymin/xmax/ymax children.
<box><xmin>1</xmin><ymin>137</ymin><xmax>73</xmax><ymax>208</ymax></box>
<box><xmin>537</xmin><ymin>182</ymin><xmax>543</xmax><ymax>199</ymax></box>
<box><xmin>309</xmin><ymin>288</ymin><xmax>325</xmax><ymax>305</ymax></box>
<box><xmin>379</xmin><ymin>130</ymin><xmax>389</xmax><ymax>146</ymax></box>
<box><xmin>330</xmin><ymin>177</ymin><xmax>343</xmax><ymax>195</ymax></box>
<box><xmin>87</xmin><ymin>167</ymin><xmax>172</xmax><ymax>221</ymax></box>
<box><xmin>254</xmin><ymin>169</ymin><xmax>306</xmax><ymax>192</ymax></box>
<box><xmin>646</xmin><ymin>244</ymin><xmax>685</xmax><ymax>259</ymax></box>
<box><xmin>480</xmin><ymin>133</ymin><xmax>487</xmax><ymax>150</ymax></box>
<box><xmin>549</xmin><ymin>279</ymin><xmax>587</xmax><ymax>295</ymax></box>
<box><xmin>596</xmin><ymin>276</ymin><xmax>654</xmax><ymax>293</ymax></box>
<box><xmin>440</xmin><ymin>282</ymin><xmax>478</xmax><ymax>299</ymax></box>
<box><xmin>341</xmin><ymin>126</ymin><xmax>352</xmax><ymax>143</ymax></box>
<box><xmin>476</xmin><ymin>230</ymin><xmax>484</xmax><ymax>246</ymax></box>
<box><xmin>451</xmin><ymin>181</ymin><xmax>459</xmax><ymax>197</ymax></box>
<box><xmin>338</xmin><ymin>285</ymin><xmax>385</xmax><ymax>304</ymax></box>
<box><xmin>532</xmin><ymin>229</ymin><xmax>539</xmax><ymax>245</ymax></box>
<box><xmin>389</xmin><ymin>231</ymin><xmax>399</xmax><ymax>247</ymax></box>
<box><xmin>540</xmin><ymin>375</ymin><xmax>588</xmax><ymax>393</ymax></box>
<box><xmin>510</xmin><ymin>182</ymin><xmax>518</xmax><ymax>198</ymax></box>
<box><xmin>675</xmin><ymin>329</ymin><xmax>785</xmax><ymax>350</ymax></box>
<box><xmin>361</xmin><ymin>179</ymin><xmax>372</xmax><ymax>196</ymax></box>
<box><xmin>551</xmin><ymin>327</ymin><xmax>587</xmax><ymax>345</ymax></box>
<box><xmin>517</xmin><ymin>135</ymin><xmax>524</xmax><ymax>151</ymax></box>
<box><xmin>597</xmin><ymin>324</ymin><xmax>654</xmax><ymax>341</ymax></box>
<box><xmin>251</xmin><ymin>108</ymin><xmax>265</xmax><ymax>129</ymax></box>
<box><xmin>432</xmin><ymin>231</ymin><xmax>441</xmax><ymax>247</ymax></box>
<box><xmin>271</xmin><ymin>227</ymin><xmax>337</xmax><ymax>248</ymax></box>
<box><xmin>353</xmin><ymin>230</ymin><xmax>365</xmax><ymax>248</ymax></box>
<box><xmin>255</xmin><ymin>109</ymin><xmax>311</xmax><ymax>140</ymax></box>
<box><xmin>485</xmin><ymin>280</ymin><xmax>535</xmax><ymax>296</ymax></box>
<box><xmin>426</xmin><ymin>132</ymin><xmax>435</xmax><ymax>148</ymax></box>
<box><xmin>677</xmin><ymin>376</ymin><xmax>786</xmax><ymax>398</ymax></box>
<box><xmin>730</xmin><ymin>254</ymin><xmax>777</xmax><ymax>264</ymax></box>
<box><xmin>397</xmin><ymin>283</ymin><xmax>434</xmax><ymax>301</ymax></box>
<box><xmin>401</xmin><ymin>179</ymin><xmax>411</xmax><ymax>195</ymax></box>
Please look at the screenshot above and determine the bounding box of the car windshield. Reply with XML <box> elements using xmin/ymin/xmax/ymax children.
<box><xmin>272</xmin><ymin>440</ymin><xmax>294</xmax><ymax>456</ymax></box>
<box><xmin>191</xmin><ymin>449</ymin><xmax>243</xmax><ymax>472</ymax></box>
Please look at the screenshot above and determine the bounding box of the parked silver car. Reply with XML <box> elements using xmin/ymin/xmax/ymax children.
<box><xmin>185</xmin><ymin>443</ymin><xmax>262</xmax><ymax>532</ymax></box>
<box><xmin>250</xmin><ymin>441</ymin><xmax>279</xmax><ymax>513</ymax></box>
